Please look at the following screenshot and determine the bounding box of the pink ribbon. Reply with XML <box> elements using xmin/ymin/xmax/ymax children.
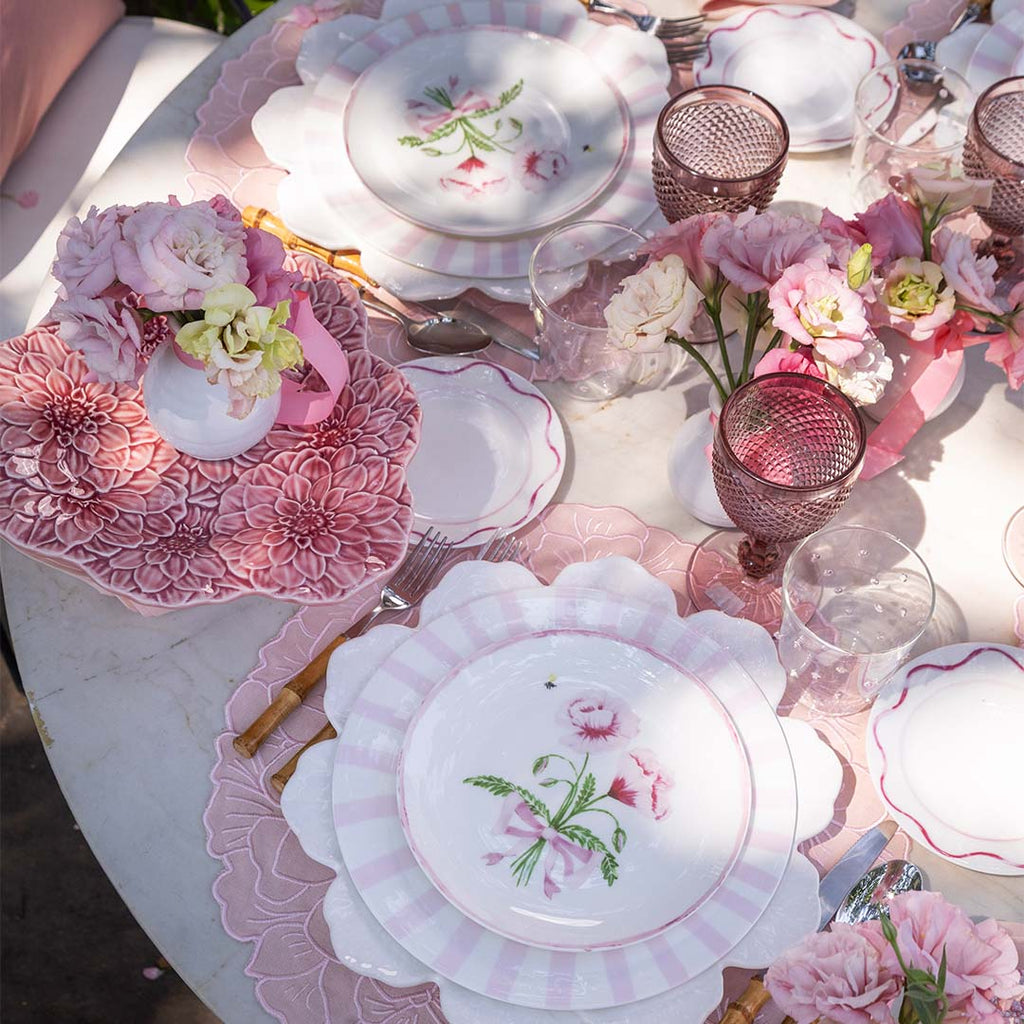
<box><xmin>483</xmin><ymin>795</ymin><xmax>597</xmax><ymax>900</ymax></box>
<box><xmin>417</xmin><ymin>90</ymin><xmax>490</xmax><ymax>134</ymax></box>
<box><xmin>276</xmin><ymin>289</ymin><xmax>350</xmax><ymax>427</ymax></box>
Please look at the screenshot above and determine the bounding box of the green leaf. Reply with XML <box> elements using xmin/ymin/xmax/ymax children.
<box><xmin>600</xmin><ymin>852</ymin><xmax>619</xmax><ymax>887</ymax></box>
<box><xmin>571</xmin><ymin>773</ymin><xmax>596</xmax><ymax>817</ymax></box>
<box><xmin>423</xmin><ymin>85</ymin><xmax>454</xmax><ymax>110</ymax></box>
<box><xmin>558</xmin><ymin>823</ymin><xmax>610</xmax><ymax>856</ymax></box>
<box><xmin>509</xmin><ymin>117</ymin><xmax>522</xmax><ymax>132</ymax></box>
<box><xmin>469</xmin><ymin>78</ymin><xmax>524</xmax><ymax>118</ymax></box>
<box><xmin>532</xmin><ymin>756</ymin><xmax>549</xmax><ymax>776</ymax></box>
<box><xmin>612</xmin><ymin>827</ymin><xmax>626</xmax><ymax>853</ymax></box>
<box><xmin>397</xmin><ymin>135</ymin><xmax>424</xmax><ymax>148</ymax></box>
<box><xmin>462</xmin><ymin>775</ymin><xmax>550</xmax><ymax>821</ymax></box>
<box><xmin>420</xmin><ymin>148</ymin><xmax>441</xmax><ymax>157</ymax></box>
<box><xmin>539</xmin><ymin>779</ymin><xmax>560</xmax><ymax>788</ymax></box>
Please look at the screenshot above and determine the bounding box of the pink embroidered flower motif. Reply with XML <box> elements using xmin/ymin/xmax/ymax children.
<box><xmin>439</xmin><ymin>156</ymin><xmax>509</xmax><ymax>199</ymax></box>
<box><xmin>519</xmin><ymin>149</ymin><xmax>568</xmax><ymax>192</ymax></box>
<box><xmin>607</xmin><ymin>748</ymin><xmax>674</xmax><ymax>821</ymax></box>
<box><xmin>559</xmin><ymin>691</ymin><xmax>640</xmax><ymax>753</ymax></box>
<box><xmin>211</xmin><ymin>447</ymin><xmax>412</xmax><ymax>600</ymax></box>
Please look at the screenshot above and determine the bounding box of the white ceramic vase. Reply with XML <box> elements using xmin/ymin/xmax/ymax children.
<box><xmin>668</xmin><ymin>386</ymin><xmax>734</xmax><ymax>528</ymax></box>
<box><xmin>142</xmin><ymin>340</ymin><xmax>281</xmax><ymax>460</ymax></box>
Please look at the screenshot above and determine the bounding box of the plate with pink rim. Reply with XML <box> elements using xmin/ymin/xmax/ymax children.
<box><xmin>395</xmin><ymin>588</ymin><xmax>794</xmax><ymax>954</ymax></box>
<box><xmin>868</xmin><ymin>643</ymin><xmax>1024</xmax><ymax>876</ymax></box>
<box><xmin>281</xmin><ymin>556</ymin><xmax>838</xmax><ymax>1014</ymax></box>
<box><xmin>693</xmin><ymin>6</ymin><xmax>883</xmax><ymax>152</ymax></box>
<box><xmin>964</xmin><ymin>8</ymin><xmax>1024</xmax><ymax>94</ymax></box>
<box><xmin>0</xmin><ymin>258</ymin><xmax>421</xmax><ymax>612</ymax></box>
<box><xmin>252</xmin><ymin>0</ymin><xmax>669</xmax><ymax>285</ymax></box>
<box><xmin>399</xmin><ymin>357</ymin><xmax>565</xmax><ymax>546</ymax></box>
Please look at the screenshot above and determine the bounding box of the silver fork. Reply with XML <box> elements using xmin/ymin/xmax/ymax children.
<box><xmin>585</xmin><ymin>0</ymin><xmax>705</xmax><ymax>39</ymax></box>
<box><xmin>663</xmin><ymin>37</ymin><xmax>708</xmax><ymax>65</ymax></box>
<box><xmin>269</xmin><ymin>530</ymin><xmax>524</xmax><ymax>791</ymax></box>
<box><xmin>236</xmin><ymin>527</ymin><xmax>452</xmax><ymax>759</ymax></box>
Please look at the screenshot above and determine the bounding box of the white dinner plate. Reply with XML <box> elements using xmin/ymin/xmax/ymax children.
<box><xmin>399</xmin><ymin>357</ymin><xmax>565</xmax><ymax>546</ymax></box>
<box><xmin>693</xmin><ymin>6</ymin><xmax>884</xmax><ymax>152</ymax></box>
<box><xmin>868</xmin><ymin>642</ymin><xmax>1024</xmax><ymax>876</ymax></box>
<box><xmin>934</xmin><ymin>22</ymin><xmax>989</xmax><ymax>79</ymax></box>
<box><xmin>397</xmin><ymin>591</ymin><xmax>794</xmax><ymax>953</ymax></box>
<box><xmin>343</xmin><ymin>27</ymin><xmax>630</xmax><ymax>238</ymax></box>
<box><xmin>964</xmin><ymin>8</ymin><xmax>1024</xmax><ymax>95</ymax></box>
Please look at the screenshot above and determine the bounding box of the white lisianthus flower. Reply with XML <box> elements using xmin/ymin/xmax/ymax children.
<box><xmin>819</xmin><ymin>333</ymin><xmax>894</xmax><ymax>406</ymax></box>
<box><xmin>901</xmin><ymin>163</ymin><xmax>994</xmax><ymax>219</ymax></box>
<box><xmin>604</xmin><ymin>254</ymin><xmax>701</xmax><ymax>353</ymax></box>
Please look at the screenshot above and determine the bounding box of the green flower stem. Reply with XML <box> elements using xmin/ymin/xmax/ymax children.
<box><xmin>550</xmin><ymin>754</ymin><xmax>588</xmax><ymax>830</ymax></box>
<box><xmin>510</xmin><ymin>838</ymin><xmax>546</xmax><ymax>887</ymax></box>
<box><xmin>739</xmin><ymin>293</ymin><xmax>769</xmax><ymax>384</ymax></box>
<box><xmin>704</xmin><ymin>279</ymin><xmax>737</xmax><ymax>391</ymax></box>
<box><xmin>764</xmin><ymin>328</ymin><xmax>784</xmax><ymax>354</ymax></box>
<box><xmin>542</xmin><ymin>753</ymin><xmax>580</xmax><ymax>775</ymax></box>
<box><xmin>955</xmin><ymin>301</ymin><xmax>1005</xmax><ymax>324</ymax></box>
<box><xmin>666</xmin><ymin>335</ymin><xmax>729</xmax><ymax>403</ymax></box>
<box><xmin>567</xmin><ymin>800</ymin><xmax>623</xmax><ymax>833</ymax></box>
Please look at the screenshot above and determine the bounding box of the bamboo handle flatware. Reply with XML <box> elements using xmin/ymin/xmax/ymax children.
<box><xmin>270</xmin><ymin>722</ymin><xmax>338</xmax><ymax>794</ymax></box>
<box><xmin>242</xmin><ymin>206</ymin><xmax>378</xmax><ymax>288</ymax></box>
<box><xmin>719</xmin><ymin>976</ymin><xmax>772</xmax><ymax>1023</ymax></box>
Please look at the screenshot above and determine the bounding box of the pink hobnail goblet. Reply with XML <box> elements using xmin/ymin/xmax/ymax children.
<box><xmin>687</xmin><ymin>373</ymin><xmax>868</xmax><ymax>631</ymax></box>
<box><xmin>653</xmin><ymin>85</ymin><xmax>789</xmax><ymax>223</ymax></box>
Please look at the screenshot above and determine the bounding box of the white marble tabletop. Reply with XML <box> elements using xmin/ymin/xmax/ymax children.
<box><xmin>3</xmin><ymin>1</ymin><xmax>1023</xmax><ymax>1021</ymax></box>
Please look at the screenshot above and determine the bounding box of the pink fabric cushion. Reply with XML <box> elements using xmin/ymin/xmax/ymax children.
<box><xmin>0</xmin><ymin>0</ymin><xmax>125</xmax><ymax>178</ymax></box>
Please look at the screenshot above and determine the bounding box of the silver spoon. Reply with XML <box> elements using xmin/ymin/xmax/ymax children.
<box><xmin>360</xmin><ymin>292</ymin><xmax>492</xmax><ymax>356</ymax></box>
<box><xmin>833</xmin><ymin>859</ymin><xmax>925</xmax><ymax>925</ymax></box>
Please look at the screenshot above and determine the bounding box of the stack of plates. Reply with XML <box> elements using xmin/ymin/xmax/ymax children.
<box><xmin>281</xmin><ymin>556</ymin><xmax>844</xmax><ymax>1021</ymax></box>
<box><xmin>935</xmin><ymin>0</ymin><xmax>1024</xmax><ymax>95</ymax></box>
<box><xmin>252</xmin><ymin>0</ymin><xmax>671</xmax><ymax>302</ymax></box>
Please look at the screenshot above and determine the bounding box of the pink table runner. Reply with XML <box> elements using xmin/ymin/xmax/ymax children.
<box><xmin>204</xmin><ymin>501</ymin><xmax>919</xmax><ymax>1024</ymax></box>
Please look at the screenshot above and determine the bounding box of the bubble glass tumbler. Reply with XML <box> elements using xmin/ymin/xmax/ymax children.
<box><xmin>778</xmin><ymin>525</ymin><xmax>935</xmax><ymax>717</ymax></box>
<box><xmin>963</xmin><ymin>76</ymin><xmax>1024</xmax><ymax>237</ymax></box>
<box><xmin>652</xmin><ymin>85</ymin><xmax>789</xmax><ymax>223</ymax></box>
<box><xmin>851</xmin><ymin>59</ymin><xmax>974</xmax><ymax>208</ymax></box>
<box><xmin>529</xmin><ymin>220</ymin><xmax>682</xmax><ymax>401</ymax></box>
<box><xmin>687</xmin><ymin>373</ymin><xmax>867</xmax><ymax>631</ymax></box>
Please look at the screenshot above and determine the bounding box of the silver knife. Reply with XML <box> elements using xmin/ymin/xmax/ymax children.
<box><xmin>720</xmin><ymin>821</ymin><xmax>895</xmax><ymax>1024</ymax></box>
<box><xmin>422</xmin><ymin>299</ymin><xmax>541</xmax><ymax>362</ymax></box>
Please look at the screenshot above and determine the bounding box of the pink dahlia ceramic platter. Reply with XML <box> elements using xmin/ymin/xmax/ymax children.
<box><xmin>281</xmin><ymin>556</ymin><xmax>842</xmax><ymax>1016</ymax></box>
<box><xmin>250</xmin><ymin>0</ymin><xmax>670</xmax><ymax>299</ymax></box>
<box><xmin>867</xmin><ymin>643</ymin><xmax>1024</xmax><ymax>876</ymax></box>
<box><xmin>693</xmin><ymin>7</ymin><xmax>883</xmax><ymax>152</ymax></box>
<box><xmin>395</xmin><ymin>588</ymin><xmax>794</xmax><ymax>954</ymax></box>
<box><xmin>342</xmin><ymin>27</ymin><xmax>630</xmax><ymax>238</ymax></box>
<box><xmin>0</xmin><ymin>260</ymin><xmax>421</xmax><ymax>612</ymax></box>
<box><xmin>399</xmin><ymin>357</ymin><xmax>565</xmax><ymax>546</ymax></box>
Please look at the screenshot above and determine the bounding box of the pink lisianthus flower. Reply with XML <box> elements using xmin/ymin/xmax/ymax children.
<box><xmin>768</xmin><ymin>258</ymin><xmax>869</xmax><ymax>366</ymax></box>
<box><xmin>558</xmin><ymin>692</ymin><xmax>639</xmax><ymax>754</ymax></box>
<box><xmin>933</xmin><ymin>227</ymin><xmax>1001</xmax><ymax>319</ymax></box>
<box><xmin>519</xmin><ymin>149</ymin><xmax>569</xmax><ymax>192</ymax></box>
<box><xmin>820</xmin><ymin>207</ymin><xmax>871</xmax><ymax>267</ymax></box>
<box><xmin>765</xmin><ymin>923</ymin><xmax>902</xmax><ymax>1024</ymax></box>
<box><xmin>875</xmin><ymin>891</ymin><xmax>1024</xmax><ymax>1022</ymax></box>
<box><xmin>854</xmin><ymin>193</ymin><xmax>924</xmax><ymax>264</ymax></box>
<box><xmin>112</xmin><ymin>198</ymin><xmax>248</xmax><ymax>311</ymax></box>
<box><xmin>607</xmin><ymin>748</ymin><xmax>674</xmax><ymax>821</ymax></box>
<box><xmin>700</xmin><ymin>209</ymin><xmax>831</xmax><ymax>293</ymax></box>
<box><xmin>753</xmin><ymin>346</ymin><xmax>826</xmax><ymax>379</ymax></box>
<box><xmin>52</xmin><ymin>204</ymin><xmax>124</xmax><ymax>298</ymax></box>
<box><xmin>244</xmin><ymin>228</ymin><xmax>302</xmax><ymax>308</ymax></box>
<box><xmin>50</xmin><ymin>289</ymin><xmax>145</xmax><ymax>384</ymax></box>
<box><xmin>983</xmin><ymin>278</ymin><xmax>1024</xmax><ymax>389</ymax></box>
<box><xmin>879</xmin><ymin>256</ymin><xmax>956</xmax><ymax>342</ymax></box>
<box><xmin>899</xmin><ymin>163</ymin><xmax>994</xmax><ymax>219</ymax></box>
<box><xmin>639</xmin><ymin>213</ymin><xmax>725</xmax><ymax>293</ymax></box>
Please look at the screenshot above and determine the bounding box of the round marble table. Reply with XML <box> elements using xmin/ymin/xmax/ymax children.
<box><xmin>3</xmin><ymin>1</ymin><xmax>1023</xmax><ymax>1020</ymax></box>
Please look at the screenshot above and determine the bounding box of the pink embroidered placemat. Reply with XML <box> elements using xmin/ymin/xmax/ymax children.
<box><xmin>203</xmin><ymin>501</ymin><xmax>924</xmax><ymax>1024</ymax></box>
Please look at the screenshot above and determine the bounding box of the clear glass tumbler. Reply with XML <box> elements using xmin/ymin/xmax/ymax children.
<box><xmin>851</xmin><ymin>59</ymin><xmax>974</xmax><ymax>208</ymax></box>
<box><xmin>778</xmin><ymin>525</ymin><xmax>935</xmax><ymax>717</ymax></box>
<box><xmin>529</xmin><ymin>221</ymin><xmax>682</xmax><ymax>401</ymax></box>
<box><xmin>963</xmin><ymin>76</ymin><xmax>1024</xmax><ymax>237</ymax></box>
<box><xmin>652</xmin><ymin>85</ymin><xmax>789</xmax><ymax>223</ymax></box>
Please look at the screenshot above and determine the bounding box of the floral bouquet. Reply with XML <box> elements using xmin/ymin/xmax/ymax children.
<box><xmin>765</xmin><ymin>890</ymin><xmax>1024</xmax><ymax>1024</ymax></box>
<box><xmin>603</xmin><ymin>167</ymin><xmax>1023</xmax><ymax>476</ymax></box>
<box><xmin>49</xmin><ymin>195</ymin><xmax>315</xmax><ymax>419</ymax></box>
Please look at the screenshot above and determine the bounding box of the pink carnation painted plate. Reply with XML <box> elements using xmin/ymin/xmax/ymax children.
<box><xmin>395</xmin><ymin>588</ymin><xmax>795</xmax><ymax>954</ymax></box>
<box><xmin>868</xmin><ymin>643</ymin><xmax>1024</xmax><ymax>876</ymax></box>
<box><xmin>0</xmin><ymin>257</ymin><xmax>421</xmax><ymax>612</ymax></box>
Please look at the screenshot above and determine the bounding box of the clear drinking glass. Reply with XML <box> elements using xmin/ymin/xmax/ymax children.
<box><xmin>963</xmin><ymin>76</ymin><xmax>1024</xmax><ymax>237</ymax></box>
<box><xmin>778</xmin><ymin>525</ymin><xmax>936</xmax><ymax>717</ymax></box>
<box><xmin>529</xmin><ymin>221</ymin><xmax>682</xmax><ymax>401</ymax></box>
<box><xmin>652</xmin><ymin>85</ymin><xmax>789</xmax><ymax>223</ymax></box>
<box><xmin>851</xmin><ymin>59</ymin><xmax>974</xmax><ymax>208</ymax></box>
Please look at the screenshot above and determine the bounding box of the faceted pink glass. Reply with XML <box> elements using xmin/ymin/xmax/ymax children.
<box><xmin>963</xmin><ymin>76</ymin><xmax>1024</xmax><ymax>237</ymax></box>
<box><xmin>653</xmin><ymin>85</ymin><xmax>789</xmax><ymax>222</ymax></box>
<box><xmin>712</xmin><ymin>373</ymin><xmax>867</xmax><ymax>578</ymax></box>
